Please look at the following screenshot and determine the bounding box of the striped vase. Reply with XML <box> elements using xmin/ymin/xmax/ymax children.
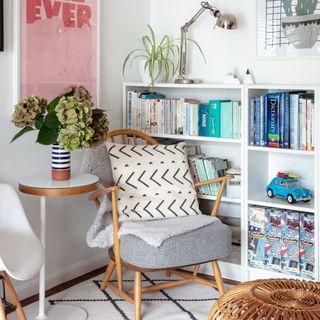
<box><xmin>51</xmin><ymin>144</ymin><xmax>71</xmax><ymax>181</ymax></box>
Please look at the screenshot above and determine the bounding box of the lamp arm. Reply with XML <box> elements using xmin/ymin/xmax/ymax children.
<box><xmin>177</xmin><ymin>1</ymin><xmax>220</xmax><ymax>80</ymax></box>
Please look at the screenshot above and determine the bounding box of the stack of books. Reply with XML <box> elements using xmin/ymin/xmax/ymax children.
<box><xmin>249</xmin><ymin>92</ymin><xmax>314</xmax><ymax>151</ymax></box>
<box><xmin>188</xmin><ymin>156</ymin><xmax>229</xmax><ymax>196</ymax></box>
<box><xmin>199</xmin><ymin>100</ymin><xmax>241</xmax><ymax>139</ymax></box>
<box><xmin>127</xmin><ymin>91</ymin><xmax>241</xmax><ymax>139</ymax></box>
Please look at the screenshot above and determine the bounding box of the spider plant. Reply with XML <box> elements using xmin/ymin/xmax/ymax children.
<box><xmin>122</xmin><ymin>25</ymin><xmax>205</xmax><ymax>86</ymax></box>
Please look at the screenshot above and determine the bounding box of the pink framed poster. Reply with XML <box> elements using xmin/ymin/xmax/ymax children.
<box><xmin>20</xmin><ymin>0</ymin><xmax>99</xmax><ymax>103</ymax></box>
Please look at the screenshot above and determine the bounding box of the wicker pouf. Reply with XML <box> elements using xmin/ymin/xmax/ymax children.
<box><xmin>209</xmin><ymin>279</ymin><xmax>320</xmax><ymax>319</ymax></box>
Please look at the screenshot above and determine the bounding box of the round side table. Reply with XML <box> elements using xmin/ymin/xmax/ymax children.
<box><xmin>19</xmin><ymin>173</ymin><xmax>99</xmax><ymax>320</ymax></box>
<box><xmin>209</xmin><ymin>278</ymin><xmax>320</xmax><ymax>319</ymax></box>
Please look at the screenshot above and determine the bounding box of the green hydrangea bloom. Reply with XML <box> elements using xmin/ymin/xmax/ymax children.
<box><xmin>12</xmin><ymin>96</ymin><xmax>47</xmax><ymax>128</ymax></box>
<box><xmin>57</xmin><ymin>124</ymin><xmax>94</xmax><ymax>152</ymax></box>
<box><xmin>55</xmin><ymin>96</ymin><xmax>92</xmax><ymax>126</ymax></box>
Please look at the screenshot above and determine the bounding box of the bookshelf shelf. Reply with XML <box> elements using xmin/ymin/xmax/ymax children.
<box><xmin>248</xmin><ymin>194</ymin><xmax>315</xmax><ymax>213</ymax></box>
<box><xmin>123</xmin><ymin>82</ymin><xmax>319</xmax><ymax>283</ymax></box>
<box><xmin>198</xmin><ymin>194</ymin><xmax>241</xmax><ymax>204</ymax></box>
<box><xmin>248</xmin><ymin>146</ymin><xmax>314</xmax><ymax>156</ymax></box>
<box><xmin>123</xmin><ymin>82</ymin><xmax>243</xmax><ymax>90</ymax></box>
<box><xmin>248</xmin><ymin>267</ymin><xmax>309</xmax><ymax>282</ymax></box>
<box><xmin>149</xmin><ymin>133</ymin><xmax>242</xmax><ymax>144</ymax></box>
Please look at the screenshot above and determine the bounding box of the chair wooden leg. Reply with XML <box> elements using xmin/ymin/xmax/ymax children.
<box><xmin>134</xmin><ymin>272</ymin><xmax>142</xmax><ymax>320</ymax></box>
<box><xmin>165</xmin><ymin>269</ymin><xmax>172</xmax><ymax>277</ymax></box>
<box><xmin>101</xmin><ymin>261</ymin><xmax>115</xmax><ymax>290</ymax></box>
<box><xmin>0</xmin><ymin>297</ymin><xmax>6</xmax><ymax>320</ymax></box>
<box><xmin>116</xmin><ymin>261</ymin><xmax>123</xmax><ymax>291</ymax></box>
<box><xmin>211</xmin><ymin>261</ymin><xmax>225</xmax><ymax>295</ymax></box>
<box><xmin>1</xmin><ymin>272</ymin><xmax>26</xmax><ymax>320</ymax></box>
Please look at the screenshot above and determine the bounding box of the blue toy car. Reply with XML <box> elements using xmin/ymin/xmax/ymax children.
<box><xmin>266</xmin><ymin>174</ymin><xmax>312</xmax><ymax>204</ymax></box>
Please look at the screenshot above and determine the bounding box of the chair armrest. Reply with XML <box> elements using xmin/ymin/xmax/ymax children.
<box><xmin>89</xmin><ymin>186</ymin><xmax>118</xmax><ymax>209</ymax></box>
<box><xmin>194</xmin><ymin>175</ymin><xmax>234</xmax><ymax>188</ymax></box>
<box><xmin>195</xmin><ymin>175</ymin><xmax>235</xmax><ymax>217</ymax></box>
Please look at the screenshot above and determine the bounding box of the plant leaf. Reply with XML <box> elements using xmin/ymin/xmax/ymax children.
<box><xmin>36</xmin><ymin>125</ymin><xmax>59</xmax><ymax>145</ymax></box>
<box><xmin>147</xmin><ymin>25</ymin><xmax>156</xmax><ymax>48</ymax></box>
<box><xmin>44</xmin><ymin>111</ymin><xmax>60</xmax><ymax>129</ymax></box>
<box><xmin>47</xmin><ymin>95</ymin><xmax>62</xmax><ymax>112</ymax></box>
<box><xmin>122</xmin><ymin>49</ymin><xmax>147</xmax><ymax>77</ymax></box>
<box><xmin>187</xmin><ymin>38</ymin><xmax>207</xmax><ymax>63</ymax></box>
<box><xmin>10</xmin><ymin>126</ymin><xmax>34</xmax><ymax>143</ymax></box>
<box><xmin>35</xmin><ymin>117</ymin><xmax>44</xmax><ymax>130</ymax></box>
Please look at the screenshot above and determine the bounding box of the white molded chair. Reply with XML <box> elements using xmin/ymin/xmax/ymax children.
<box><xmin>0</xmin><ymin>184</ymin><xmax>44</xmax><ymax>320</ymax></box>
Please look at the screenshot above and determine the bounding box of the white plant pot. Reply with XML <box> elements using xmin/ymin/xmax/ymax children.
<box><xmin>282</xmin><ymin>14</ymin><xmax>320</xmax><ymax>49</ymax></box>
<box><xmin>138</xmin><ymin>59</ymin><xmax>159</xmax><ymax>85</ymax></box>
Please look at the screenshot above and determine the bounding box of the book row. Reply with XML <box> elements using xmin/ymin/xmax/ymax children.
<box><xmin>249</xmin><ymin>92</ymin><xmax>315</xmax><ymax>150</ymax></box>
<box><xmin>127</xmin><ymin>91</ymin><xmax>241</xmax><ymax>138</ymax></box>
<box><xmin>248</xmin><ymin>206</ymin><xmax>314</xmax><ymax>279</ymax></box>
<box><xmin>188</xmin><ymin>155</ymin><xmax>241</xmax><ymax>198</ymax></box>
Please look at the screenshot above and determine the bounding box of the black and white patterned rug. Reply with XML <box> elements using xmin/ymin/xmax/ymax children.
<box><xmin>48</xmin><ymin>270</ymin><xmax>225</xmax><ymax>320</ymax></box>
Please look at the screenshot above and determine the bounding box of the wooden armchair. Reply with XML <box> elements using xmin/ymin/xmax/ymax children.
<box><xmin>89</xmin><ymin>129</ymin><xmax>233</xmax><ymax>320</ymax></box>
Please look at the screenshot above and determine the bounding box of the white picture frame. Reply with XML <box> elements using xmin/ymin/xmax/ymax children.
<box><xmin>256</xmin><ymin>0</ymin><xmax>320</xmax><ymax>58</ymax></box>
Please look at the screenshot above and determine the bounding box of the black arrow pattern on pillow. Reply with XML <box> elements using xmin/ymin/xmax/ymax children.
<box><xmin>179</xmin><ymin>199</ymin><xmax>190</xmax><ymax>216</ymax></box>
<box><xmin>130</xmin><ymin>146</ymin><xmax>142</xmax><ymax>157</ymax></box>
<box><xmin>183</xmin><ymin>169</ymin><xmax>193</xmax><ymax>185</ymax></box>
<box><xmin>155</xmin><ymin>200</ymin><xmax>166</xmax><ymax>218</ymax></box>
<box><xmin>125</xmin><ymin>172</ymin><xmax>137</xmax><ymax>189</ymax></box>
<box><xmin>161</xmin><ymin>169</ymin><xmax>173</xmax><ymax>185</ymax></box>
<box><xmin>150</xmin><ymin>170</ymin><xmax>161</xmax><ymax>187</ymax></box>
<box><xmin>168</xmin><ymin>199</ymin><xmax>178</xmax><ymax>216</ymax></box>
<box><xmin>138</xmin><ymin>171</ymin><xmax>149</xmax><ymax>187</ymax></box>
<box><xmin>173</xmin><ymin>169</ymin><xmax>183</xmax><ymax>185</ymax></box>
<box><xmin>143</xmin><ymin>201</ymin><xmax>154</xmax><ymax>218</ymax></box>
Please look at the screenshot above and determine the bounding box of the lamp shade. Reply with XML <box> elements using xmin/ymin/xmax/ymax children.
<box><xmin>216</xmin><ymin>12</ymin><xmax>237</xmax><ymax>30</ymax></box>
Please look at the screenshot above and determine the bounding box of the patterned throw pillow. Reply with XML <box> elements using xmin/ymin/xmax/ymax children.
<box><xmin>106</xmin><ymin>142</ymin><xmax>202</xmax><ymax>221</ymax></box>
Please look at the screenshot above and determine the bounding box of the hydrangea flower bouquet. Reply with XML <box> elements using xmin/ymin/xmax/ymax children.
<box><xmin>11</xmin><ymin>86</ymin><xmax>108</xmax><ymax>180</ymax></box>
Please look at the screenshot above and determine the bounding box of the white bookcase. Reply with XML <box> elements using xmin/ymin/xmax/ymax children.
<box><xmin>123</xmin><ymin>82</ymin><xmax>320</xmax><ymax>282</ymax></box>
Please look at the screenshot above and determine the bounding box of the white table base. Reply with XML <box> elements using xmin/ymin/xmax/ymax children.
<box><xmin>37</xmin><ymin>196</ymin><xmax>87</xmax><ymax>320</ymax></box>
<box><xmin>36</xmin><ymin>305</ymin><xmax>87</xmax><ymax>320</ymax></box>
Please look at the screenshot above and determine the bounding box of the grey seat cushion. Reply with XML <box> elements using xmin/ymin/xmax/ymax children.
<box><xmin>120</xmin><ymin>221</ymin><xmax>232</xmax><ymax>269</ymax></box>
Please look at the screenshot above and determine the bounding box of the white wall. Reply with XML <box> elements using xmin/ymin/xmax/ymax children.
<box><xmin>0</xmin><ymin>0</ymin><xmax>150</xmax><ymax>299</ymax></box>
<box><xmin>150</xmin><ymin>0</ymin><xmax>320</xmax><ymax>84</ymax></box>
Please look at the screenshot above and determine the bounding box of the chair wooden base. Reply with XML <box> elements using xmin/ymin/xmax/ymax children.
<box><xmin>0</xmin><ymin>272</ymin><xmax>26</xmax><ymax>320</ymax></box>
<box><xmin>100</xmin><ymin>249</ymin><xmax>225</xmax><ymax>320</ymax></box>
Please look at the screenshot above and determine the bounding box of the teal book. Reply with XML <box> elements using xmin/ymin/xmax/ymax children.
<box><xmin>195</xmin><ymin>158</ymin><xmax>210</xmax><ymax>195</ymax></box>
<box><xmin>208</xmin><ymin>100</ymin><xmax>222</xmax><ymax>137</ymax></box>
<box><xmin>198</xmin><ymin>103</ymin><xmax>209</xmax><ymax>136</ymax></box>
<box><xmin>232</xmin><ymin>101</ymin><xmax>240</xmax><ymax>139</ymax></box>
<box><xmin>221</xmin><ymin>100</ymin><xmax>232</xmax><ymax>138</ymax></box>
<box><xmin>203</xmin><ymin>159</ymin><xmax>215</xmax><ymax>195</ymax></box>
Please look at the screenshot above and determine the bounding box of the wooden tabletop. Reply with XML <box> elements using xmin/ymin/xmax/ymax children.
<box><xmin>19</xmin><ymin>173</ymin><xmax>99</xmax><ymax>197</ymax></box>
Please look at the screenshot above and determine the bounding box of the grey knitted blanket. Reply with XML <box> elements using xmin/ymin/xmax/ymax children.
<box><xmin>86</xmin><ymin>193</ymin><xmax>218</xmax><ymax>248</ymax></box>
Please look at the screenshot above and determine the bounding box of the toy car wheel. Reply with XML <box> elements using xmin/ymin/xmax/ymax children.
<box><xmin>267</xmin><ymin>189</ymin><xmax>274</xmax><ymax>198</ymax></box>
<box><xmin>303</xmin><ymin>199</ymin><xmax>311</xmax><ymax>203</ymax></box>
<box><xmin>287</xmin><ymin>194</ymin><xmax>294</xmax><ymax>204</ymax></box>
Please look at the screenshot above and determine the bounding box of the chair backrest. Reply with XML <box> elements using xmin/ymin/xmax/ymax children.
<box><xmin>0</xmin><ymin>184</ymin><xmax>34</xmax><ymax>234</ymax></box>
<box><xmin>0</xmin><ymin>184</ymin><xmax>44</xmax><ymax>279</ymax></box>
<box><xmin>108</xmin><ymin>129</ymin><xmax>158</xmax><ymax>145</ymax></box>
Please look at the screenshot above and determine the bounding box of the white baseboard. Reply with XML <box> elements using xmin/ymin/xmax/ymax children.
<box><xmin>14</xmin><ymin>253</ymin><xmax>109</xmax><ymax>300</ymax></box>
